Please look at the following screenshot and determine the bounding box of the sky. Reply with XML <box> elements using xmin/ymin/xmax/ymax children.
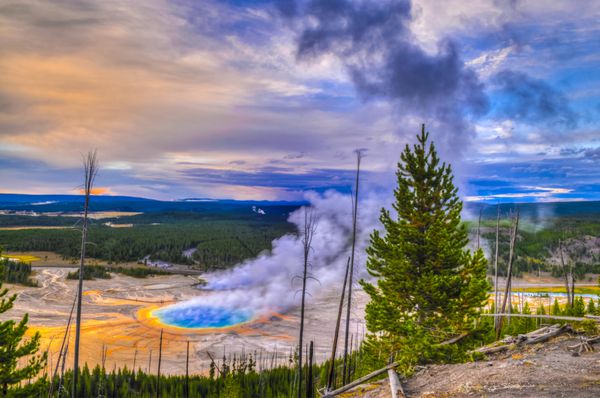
<box><xmin>0</xmin><ymin>0</ymin><xmax>599</xmax><ymax>203</ymax></box>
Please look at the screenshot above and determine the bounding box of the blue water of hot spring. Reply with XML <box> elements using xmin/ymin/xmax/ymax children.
<box><xmin>154</xmin><ymin>304</ymin><xmax>253</xmax><ymax>329</ymax></box>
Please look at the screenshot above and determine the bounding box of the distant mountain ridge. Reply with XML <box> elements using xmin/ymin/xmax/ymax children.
<box><xmin>0</xmin><ymin>193</ymin><xmax>156</xmax><ymax>204</ymax></box>
<box><xmin>1</xmin><ymin>193</ymin><xmax>599</xmax><ymax>220</ymax></box>
<box><xmin>465</xmin><ymin>200</ymin><xmax>600</xmax><ymax>220</ymax></box>
<box><xmin>0</xmin><ymin>193</ymin><xmax>306</xmax><ymax>214</ymax></box>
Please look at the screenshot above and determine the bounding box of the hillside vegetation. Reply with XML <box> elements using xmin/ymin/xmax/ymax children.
<box><xmin>0</xmin><ymin>214</ymin><xmax>294</xmax><ymax>270</ymax></box>
<box><xmin>481</xmin><ymin>217</ymin><xmax>600</xmax><ymax>278</ymax></box>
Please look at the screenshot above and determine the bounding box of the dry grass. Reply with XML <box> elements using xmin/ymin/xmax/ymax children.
<box><xmin>0</xmin><ymin>226</ymin><xmax>72</xmax><ymax>230</ymax></box>
<box><xmin>0</xmin><ymin>253</ymin><xmax>41</xmax><ymax>263</ymax></box>
<box><xmin>514</xmin><ymin>286</ymin><xmax>600</xmax><ymax>295</ymax></box>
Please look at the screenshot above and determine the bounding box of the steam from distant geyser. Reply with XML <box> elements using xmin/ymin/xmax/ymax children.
<box><xmin>154</xmin><ymin>191</ymin><xmax>384</xmax><ymax>326</ymax></box>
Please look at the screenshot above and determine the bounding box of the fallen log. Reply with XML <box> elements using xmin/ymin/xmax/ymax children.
<box><xmin>388</xmin><ymin>368</ymin><xmax>405</xmax><ymax>398</ymax></box>
<box><xmin>472</xmin><ymin>324</ymin><xmax>572</xmax><ymax>356</ymax></box>
<box><xmin>321</xmin><ymin>361</ymin><xmax>400</xmax><ymax>397</ymax></box>
<box><xmin>523</xmin><ymin>324</ymin><xmax>557</xmax><ymax>337</ymax></box>
<box><xmin>524</xmin><ymin>324</ymin><xmax>572</xmax><ymax>345</ymax></box>
<box><xmin>438</xmin><ymin>332</ymin><xmax>469</xmax><ymax>346</ymax></box>
<box><xmin>514</xmin><ymin>324</ymin><xmax>561</xmax><ymax>344</ymax></box>
<box><xmin>321</xmin><ymin>333</ymin><xmax>468</xmax><ymax>397</ymax></box>
<box><xmin>472</xmin><ymin>344</ymin><xmax>511</xmax><ymax>355</ymax></box>
<box><xmin>567</xmin><ymin>335</ymin><xmax>600</xmax><ymax>352</ymax></box>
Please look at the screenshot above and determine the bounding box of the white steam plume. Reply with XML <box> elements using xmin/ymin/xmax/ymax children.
<box><xmin>162</xmin><ymin>190</ymin><xmax>386</xmax><ymax>316</ymax></box>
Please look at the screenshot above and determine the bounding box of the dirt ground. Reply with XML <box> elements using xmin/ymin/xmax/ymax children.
<box><xmin>343</xmin><ymin>335</ymin><xmax>600</xmax><ymax>398</ymax></box>
<box><xmin>1</xmin><ymin>266</ymin><xmax>368</xmax><ymax>376</ymax></box>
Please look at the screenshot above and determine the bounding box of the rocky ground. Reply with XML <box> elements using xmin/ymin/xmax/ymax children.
<box><xmin>342</xmin><ymin>334</ymin><xmax>600</xmax><ymax>397</ymax></box>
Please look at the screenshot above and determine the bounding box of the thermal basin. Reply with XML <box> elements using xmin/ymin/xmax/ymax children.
<box><xmin>153</xmin><ymin>303</ymin><xmax>254</xmax><ymax>329</ymax></box>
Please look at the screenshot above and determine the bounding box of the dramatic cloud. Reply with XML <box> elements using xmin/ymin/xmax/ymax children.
<box><xmin>492</xmin><ymin>70</ymin><xmax>578</xmax><ymax>127</ymax></box>
<box><xmin>0</xmin><ymin>0</ymin><xmax>598</xmax><ymax>202</ymax></box>
<box><xmin>284</xmin><ymin>0</ymin><xmax>488</xmax><ymax>158</ymax></box>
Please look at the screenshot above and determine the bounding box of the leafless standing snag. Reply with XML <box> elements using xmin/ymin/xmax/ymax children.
<box><xmin>326</xmin><ymin>257</ymin><xmax>350</xmax><ymax>391</ymax></box>
<box><xmin>73</xmin><ymin>150</ymin><xmax>98</xmax><ymax>398</ymax></box>
<box><xmin>48</xmin><ymin>294</ymin><xmax>77</xmax><ymax>397</ymax></box>
<box><xmin>307</xmin><ymin>341</ymin><xmax>314</xmax><ymax>398</ymax></box>
<box><xmin>496</xmin><ymin>210</ymin><xmax>519</xmax><ymax>338</ymax></box>
<box><xmin>343</xmin><ymin>149</ymin><xmax>363</xmax><ymax>385</ymax></box>
<box><xmin>157</xmin><ymin>329</ymin><xmax>163</xmax><ymax>398</ymax></box>
<box><xmin>493</xmin><ymin>205</ymin><xmax>501</xmax><ymax>331</ymax></box>
<box><xmin>559</xmin><ymin>236</ymin><xmax>575</xmax><ymax>308</ymax></box>
<box><xmin>476</xmin><ymin>207</ymin><xmax>482</xmax><ymax>250</ymax></box>
<box><xmin>296</xmin><ymin>207</ymin><xmax>318</xmax><ymax>398</ymax></box>
<box><xmin>185</xmin><ymin>341</ymin><xmax>190</xmax><ymax>398</ymax></box>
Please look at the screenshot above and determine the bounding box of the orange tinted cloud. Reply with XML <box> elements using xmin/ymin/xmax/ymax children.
<box><xmin>78</xmin><ymin>187</ymin><xmax>110</xmax><ymax>195</ymax></box>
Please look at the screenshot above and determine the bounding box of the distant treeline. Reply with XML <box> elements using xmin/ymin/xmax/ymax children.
<box><xmin>0</xmin><ymin>257</ymin><xmax>38</xmax><ymax>286</ymax></box>
<box><xmin>0</xmin><ymin>216</ymin><xmax>294</xmax><ymax>269</ymax></box>
<box><xmin>482</xmin><ymin>217</ymin><xmax>600</xmax><ymax>278</ymax></box>
<box><xmin>0</xmin><ymin>214</ymin><xmax>77</xmax><ymax>226</ymax></box>
<box><xmin>31</xmin><ymin>346</ymin><xmax>366</xmax><ymax>398</ymax></box>
<box><xmin>66</xmin><ymin>265</ymin><xmax>171</xmax><ymax>280</ymax></box>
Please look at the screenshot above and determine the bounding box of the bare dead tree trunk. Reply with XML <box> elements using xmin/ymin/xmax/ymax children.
<box><xmin>185</xmin><ymin>341</ymin><xmax>190</xmax><ymax>398</ymax></box>
<box><xmin>307</xmin><ymin>341</ymin><xmax>314</xmax><ymax>398</ymax></box>
<box><xmin>48</xmin><ymin>295</ymin><xmax>77</xmax><ymax>398</ymax></box>
<box><xmin>559</xmin><ymin>239</ymin><xmax>570</xmax><ymax>307</ymax></box>
<box><xmin>58</xmin><ymin>342</ymin><xmax>68</xmax><ymax>396</ymax></box>
<box><xmin>570</xmin><ymin>270</ymin><xmax>575</xmax><ymax>309</ymax></box>
<box><xmin>73</xmin><ymin>150</ymin><xmax>98</xmax><ymax>398</ymax></box>
<box><xmin>559</xmin><ymin>238</ymin><xmax>575</xmax><ymax>308</ymax></box>
<box><xmin>157</xmin><ymin>329</ymin><xmax>163</xmax><ymax>398</ymax></box>
<box><xmin>297</xmin><ymin>207</ymin><xmax>318</xmax><ymax>398</ymax></box>
<box><xmin>476</xmin><ymin>208</ymin><xmax>482</xmax><ymax>250</ymax></box>
<box><xmin>497</xmin><ymin>210</ymin><xmax>519</xmax><ymax>338</ymax></box>
<box><xmin>133</xmin><ymin>348</ymin><xmax>138</xmax><ymax>372</ymax></box>
<box><xmin>493</xmin><ymin>205</ymin><xmax>500</xmax><ymax>332</ymax></box>
<box><xmin>327</xmin><ymin>258</ymin><xmax>350</xmax><ymax>391</ymax></box>
<box><xmin>343</xmin><ymin>150</ymin><xmax>362</xmax><ymax>385</ymax></box>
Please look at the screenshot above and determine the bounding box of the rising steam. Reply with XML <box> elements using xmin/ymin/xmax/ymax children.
<box><xmin>156</xmin><ymin>0</ymin><xmax>491</xmax><ymax>325</ymax></box>
<box><xmin>156</xmin><ymin>190</ymin><xmax>385</xmax><ymax>323</ymax></box>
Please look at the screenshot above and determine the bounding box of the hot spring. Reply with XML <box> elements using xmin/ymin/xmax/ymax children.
<box><xmin>153</xmin><ymin>303</ymin><xmax>254</xmax><ymax>329</ymax></box>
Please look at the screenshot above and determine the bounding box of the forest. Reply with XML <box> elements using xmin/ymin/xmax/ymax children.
<box><xmin>0</xmin><ymin>255</ymin><xmax>38</xmax><ymax>286</ymax></box>
<box><xmin>481</xmin><ymin>216</ymin><xmax>600</xmax><ymax>278</ymax></box>
<box><xmin>0</xmin><ymin>214</ymin><xmax>294</xmax><ymax>270</ymax></box>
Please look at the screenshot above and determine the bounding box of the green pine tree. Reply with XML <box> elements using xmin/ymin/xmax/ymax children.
<box><xmin>360</xmin><ymin>125</ymin><xmax>489</xmax><ymax>375</ymax></box>
<box><xmin>0</xmin><ymin>271</ymin><xmax>46</xmax><ymax>396</ymax></box>
<box><xmin>573</xmin><ymin>296</ymin><xmax>585</xmax><ymax>317</ymax></box>
<box><xmin>519</xmin><ymin>302</ymin><xmax>534</xmax><ymax>333</ymax></box>
<box><xmin>551</xmin><ymin>299</ymin><xmax>562</xmax><ymax>316</ymax></box>
<box><xmin>587</xmin><ymin>298</ymin><xmax>597</xmax><ymax>315</ymax></box>
<box><xmin>537</xmin><ymin>304</ymin><xmax>546</xmax><ymax>315</ymax></box>
<box><xmin>535</xmin><ymin>304</ymin><xmax>547</xmax><ymax>329</ymax></box>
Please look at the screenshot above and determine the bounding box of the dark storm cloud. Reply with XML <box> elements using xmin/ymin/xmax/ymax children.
<box><xmin>278</xmin><ymin>0</ymin><xmax>489</xmax><ymax>156</ymax></box>
<box><xmin>584</xmin><ymin>147</ymin><xmax>600</xmax><ymax>160</ymax></box>
<box><xmin>492</xmin><ymin>70</ymin><xmax>578</xmax><ymax>127</ymax></box>
<box><xmin>274</xmin><ymin>0</ymin><xmax>298</xmax><ymax>18</ymax></box>
<box><xmin>180</xmin><ymin>165</ymin><xmax>369</xmax><ymax>191</ymax></box>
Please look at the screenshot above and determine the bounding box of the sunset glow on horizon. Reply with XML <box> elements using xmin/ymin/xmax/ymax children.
<box><xmin>1</xmin><ymin>0</ymin><xmax>599</xmax><ymax>202</ymax></box>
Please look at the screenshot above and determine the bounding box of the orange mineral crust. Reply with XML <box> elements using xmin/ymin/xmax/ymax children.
<box><xmin>9</xmin><ymin>268</ymin><xmax>364</xmax><ymax>374</ymax></box>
